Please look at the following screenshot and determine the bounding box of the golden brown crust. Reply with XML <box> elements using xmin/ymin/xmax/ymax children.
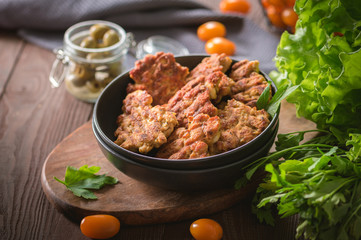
<box><xmin>231</xmin><ymin>72</ymin><xmax>270</xmax><ymax>107</ymax></box>
<box><xmin>128</xmin><ymin>52</ymin><xmax>189</xmax><ymax>105</ymax></box>
<box><xmin>114</xmin><ymin>90</ymin><xmax>178</xmax><ymax>154</ymax></box>
<box><xmin>156</xmin><ymin>114</ymin><xmax>221</xmax><ymax>159</ymax></box>
<box><xmin>209</xmin><ymin>99</ymin><xmax>270</xmax><ymax>155</ymax></box>
<box><xmin>167</xmin><ymin>71</ymin><xmax>234</xmax><ymax>127</ymax></box>
<box><xmin>230</xmin><ymin>60</ymin><xmax>270</xmax><ymax>108</ymax></box>
<box><xmin>166</xmin><ymin>75</ymin><xmax>217</xmax><ymax>127</ymax></box>
<box><xmin>229</xmin><ymin>59</ymin><xmax>259</xmax><ymax>81</ymax></box>
<box><xmin>186</xmin><ymin>53</ymin><xmax>232</xmax><ymax>82</ymax></box>
<box><xmin>204</xmin><ymin>71</ymin><xmax>235</xmax><ymax>103</ymax></box>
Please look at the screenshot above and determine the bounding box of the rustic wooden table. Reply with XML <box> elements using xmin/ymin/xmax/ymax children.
<box><xmin>0</xmin><ymin>1</ymin><xmax>315</xmax><ymax>239</ymax></box>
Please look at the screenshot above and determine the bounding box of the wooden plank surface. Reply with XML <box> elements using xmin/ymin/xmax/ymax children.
<box><xmin>0</xmin><ymin>41</ymin><xmax>93</xmax><ymax>240</ymax></box>
<box><xmin>0</xmin><ymin>1</ymin><xmax>312</xmax><ymax>239</ymax></box>
<box><xmin>0</xmin><ymin>31</ymin><xmax>24</xmax><ymax>94</ymax></box>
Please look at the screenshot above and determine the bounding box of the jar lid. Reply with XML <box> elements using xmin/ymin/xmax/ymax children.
<box><xmin>136</xmin><ymin>35</ymin><xmax>189</xmax><ymax>59</ymax></box>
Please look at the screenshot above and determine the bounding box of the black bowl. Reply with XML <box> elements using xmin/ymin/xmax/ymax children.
<box><xmin>92</xmin><ymin>55</ymin><xmax>279</xmax><ymax>171</ymax></box>
<box><xmin>93</xmin><ymin>121</ymin><xmax>278</xmax><ymax>191</ymax></box>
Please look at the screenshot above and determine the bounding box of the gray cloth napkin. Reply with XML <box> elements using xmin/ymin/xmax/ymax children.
<box><xmin>0</xmin><ymin>0</ymin><xmax>280</xmax><ymax>72</ymax></box>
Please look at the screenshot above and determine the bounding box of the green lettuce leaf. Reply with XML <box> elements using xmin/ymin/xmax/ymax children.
<box><xmin>272</xmin><ymin>0</ymin><xmax>361</xmax><ymax>142</ymax></box>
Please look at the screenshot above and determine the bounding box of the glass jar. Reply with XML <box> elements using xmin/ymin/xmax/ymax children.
<box><xmin>49</xmin><ymin>20</ymin><xmax>135</xmax><ymax>102</ymax></box>
<box><xmin>135</xmin><ymin>35</ymin><xmax>189</xmax><ymax>59</ymax></box>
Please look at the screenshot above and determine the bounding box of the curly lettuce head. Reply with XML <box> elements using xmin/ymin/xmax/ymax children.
<box><xmin>272</xmin><ymin>0</ymin><xmax>361</xmax><ymax>142</ymax></box>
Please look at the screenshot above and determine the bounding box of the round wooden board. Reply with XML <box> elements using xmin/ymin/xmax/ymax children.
<box><xmin>41</xmin><ymin>121</ymin><xmax>260</xmax><ymax>225</ymax></box>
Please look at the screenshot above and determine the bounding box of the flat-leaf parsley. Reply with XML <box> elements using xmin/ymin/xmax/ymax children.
<box><xmin>54</xmin><ymin>165</ymin><xmax>118</xmax><ymax>199</ymax></box>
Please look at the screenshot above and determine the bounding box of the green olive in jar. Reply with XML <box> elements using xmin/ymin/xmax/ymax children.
<box><xmin>103</xmin><ymin>29</ymin><xmax>120</xmax><ymax>47</ymax></box>
<box><xmin>108</xmin><ymin>61</ymin><xmax>122</xmax><ymax>76</ymax></box>
<box><xmin>100</xmin><ymin>76</ymin><xmax>113</xmax><ymax>87</ymax></box>
<box><xmin>80</xmin><ymin>36</ymin><xmax>97</xmax><ymax>48</ymax></box>
<box><xmin>85</xmin><ymin>52</ymin><xmax>110</xmax><ymax>70</ymax></box>
<box><xmin>104</xmin><ymin>76</ymin><xmax>113</xmax><ymax>85</ymax></box>
<box><xmin>85</xmin><ymin>80</ymin><xmax>102</xmax><ymax>93</ymax></box>
<box><xmin>95</xmin><ymin>70</ymin><xmax>110</xmax><ymax>82</ymax></box>
<box><xmin>89</xmin><ymin>24</ymin><xmax>110</xmax><ymax>41</ymax></box>
<box><xmin>86</xmin><ymin>52</ymin><xmax>110</xmax><ymax>60</ymax></box>
<box><xmin>68</xmin><ymin>64</ymin><xmax>94</xmax><ymax>87</ymax></box>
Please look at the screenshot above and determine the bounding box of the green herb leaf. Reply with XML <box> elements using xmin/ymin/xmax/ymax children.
<box><xmin>275</xmin><ymin>131</ymin><xmax>305</xmax><ymax>151</ymax></box>
<box><xmin>54</xmin><ymin>165</ymin><xmax>118</xmax><ymax>199</ymax></box>
<box><xmin>239</xmin><ymin>130</ymin><xmax>361</xmax><ymax>240</ymax></box>
<box><xmin>352</xmin><ymin>216</ymin><xmax>361</xmax><ymax>239</ymax></box>
<box><xmin>340</xmin><ymin>0</ymin><xmax>361</xmax><ymax>21</ymax></box>
<box><xmin>256</xmin><ymin>81</ymin><xmax>271</xmax><ymax>110</ymax></box>
<box><xmin>346</xmin><ymin>133</ymin><xmax>361</xmax><ymax>162</ymax></box>
<box><xmin>249</xmin><ymin>3</ymin><xmax>361</xmax><ymax>238</ymax></box>
<box><xmin>266</xmin><ymin>84</ymin><xmax>299</xmax><ymax>118</ymax></box>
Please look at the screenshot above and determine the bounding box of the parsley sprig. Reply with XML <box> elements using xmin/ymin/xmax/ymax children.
<box><xmin>237</xmin><ymin>131</ymin><xmax>361</xmax><ymax>240</ymax></box>
<box><xmin>54</xmin><ymin>165</ymin><xmax>118</xmax><ymax>200</ymax></box>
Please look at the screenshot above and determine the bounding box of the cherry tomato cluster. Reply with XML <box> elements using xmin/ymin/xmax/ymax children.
<box><xmin>261</xmin><ymin>0</ymin><xmax>298</xmax><ymax>32</ymax></box>
<box><xmin>197</xmin><ymin>21</ymin><xmax>236</xmax><ymax>56</ymax></box>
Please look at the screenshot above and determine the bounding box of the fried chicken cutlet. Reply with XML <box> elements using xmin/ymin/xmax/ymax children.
<box><xmin>186</xmin><ymin>53</ymin><xmax>232</xmax><ymax>82</ymax></box>
<box><xmin>229</xmin><ymin>59</ymin><xmax>259</xmax><ymax>80</ymax></box>
<box><xmin>210</xmin><ymin>99</ymin><xmax>270</xmax><ymax>155</ymax></box>
<box><xmin>156</xmin><ymin>114</ymin><xmax>221</xmax><ymax>159</ymax></box>
<box><xmin>127</xmin><ymin>52</ymin><xmax>189</xmax><ymax>105</ymax></box>
<box><xmin>230</xmin><ymin>59</ymin><xmax>270</xmax><ymax>107</ymax></box>
<box><xmin>114</xmin><ymin>90</ymin><xmax>178</xmax><ymax>154</ymax></box>
<box><xmin>167</xmin><ymin>71</ymin><xmax>234</xmax><ymax>127</ymax></box>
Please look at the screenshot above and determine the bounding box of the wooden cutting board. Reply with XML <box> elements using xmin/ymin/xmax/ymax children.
<box><xmin>41</xmin><ymin>121</ymin><xmax>261</xmax><ymax>225</ymax></box>
<box><xmin>41</xmin><ymin>101</ymin><xmax>316</xmax><ymax>225</ymax></box>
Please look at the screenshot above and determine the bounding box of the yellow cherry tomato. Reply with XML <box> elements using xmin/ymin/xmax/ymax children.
<box><xmin>205</xmin><ymin>37</ymin><xmax>236</xmax><ymax>56</ymax></box>
<box><xmin>285</xmin><ymin>0</ymin><xmax>296</xmax><ymax>7</ymax></box>
<box><xmin>281</xmin><ymin>8</ymin><xmax>298</xmax><ymax>27</ymax></box>
<box><xmin>80</xmin><ymin>214</ymin><xmax>120</xmax><ymax>239</ymax></box>
<box><xmin>268</xmin><ymin>0</ymin><xmax>286</xmax><ymax>7</ymax></box>
<box><xmin>219</xmin><ymin>0</ymin><xmax>251</xmax><ymax>14</ymax></box>
<box><xmin>197</xmin><ymin>21</ymin><xmax>226</xmax><ymax>41</ymax></box>
<box><xmin>266</xmin><ymin>5</ymin><xmax>286</xmax><ymax>29</ymax></box>
<box><xmin>190</xmin><ymin>218</ymin><xmax>223</xmax><ymax>240</ymax></box>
